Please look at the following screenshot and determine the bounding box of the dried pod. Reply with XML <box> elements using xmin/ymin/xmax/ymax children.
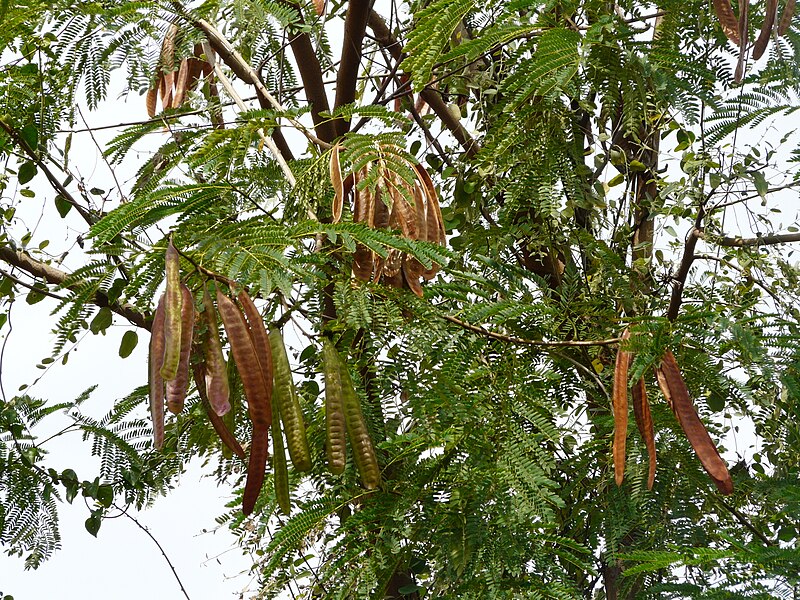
<box><xmin>166</xmin><ymin>283</ymin><xmax>194</xmax><ymax>414</ymax></box>
<box><xmin>202</xmin><ymin>285</ymin><xmax>231</xmax><ymax>416</ymax></box>
<box><xmin>753</xmin><ymin>0</ymin><xmax>779</xmax><ymax>59</ymax></box>
<box><xmin>631</xmin><ymin>376</ymin><xmax>656</xmax><ymax>490</ymax></box>
<box><xmin>271</xmin><ymin>402</ymin><xmax>292</xmax><ymax>515</ymax></box>
<box><xmin>713</xmin><ymin>0</ymin><xmax>742</xmax><ymax>44</ymax></box>
<box><xmin>146</xmin><ymin>87</ymin><xmax>158</xmax><ymax>117</ymax></box>
<box><xmin>149</xmin><ymin>294</ymin><xmax>167</xmax><ymax>450</ymax></box>
<box><xmin>612</xmin><ymin>337</ymin><xmax>631</xmax><ymax>486</ymax></box>
<box><xmin>338</xmin><ymin>350</ymin><xmax>380</xmax><ymax>489</ymax></box>
<box><xmin>192</xmin><ymin>361</ymin><xmax>245</xmax><ymax>459</ymax></box>
<box><xmin>734</xmin><ymin>0</ymin><xmax>749</xmax><ymax>83</ymax></box>
<box><xmin>779</xmin><ymin>0</ymin><xmax>796</xmax><ymax>35</ymax></box>
<box><xmin>322</xmin><ymin>339</ymin><xmax>347</xmax><ymax>475</ymax></box>
<box><xmin>269</xmin><ymin>328</ymin><xmax>312</xmax><ymax>472</ymax></box>
<box><xmin>330</xmin><ymin>143</ymin><xmax>343</xmax><ymax>224</ymax></box>
<box><xmin>216</xmin><ymin>290</ymin><xmax>272</xmax><ymax>429</ymax></box>
<box><xmin>237</xmin><ymin>289</ymin><xmax>274</xmax><ymax>428</ymax></box>
<box><xmin>160</xmin><ymin>239</ymin><xmax>183</xmax><ymax>381</ymax></box>
<box><xmin>243</xmin><ymin>429</ymin><xmax>270</xmax><ymax>515</ymax></box>
<box><xmin>656</xmin><ymin>350</ymin><xmax>733</xmax><ymax>495</ymax></box>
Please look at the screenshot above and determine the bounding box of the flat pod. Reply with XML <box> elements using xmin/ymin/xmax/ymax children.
<box><xmin>269</xmin><ymin>328</ymin><xmax>312</xmax><ymax>472</ymax></box>
<box><xmin>612</xmin><ymin>339</ymin><xmax>631</xmax><ymax>486</ymax></box>
<box><xmin>656</xmin><ymin>350</ymin><xmax>733</xmax><ymax>495</ymax></box>
<box><xmin>337</xmin><ymin>348</ymin><xmax>380</xmax><ymax>489</ymax></box>
<box><xmin>166</xmin><ymin>283</ymin><xmax>195</xmax><ymax>414</ymax></box>
<box><xmin>160</xmin><ymin>239</ymin><xmax>183</xmax><ymax>381</ymax></box>
<box><xmin>201</xmin><ymin>285</ymin><xmax>231</xmax><ymax>416</ymax></box>
<box><xmin>631</xmin><ymin>375</ymin><xmax>656</xmax><ymax>490</ymax></box>
<box><xmin>322</xmin><ymin>339</ymin><xmax>347</xmax><ymax>475</ymax></box>
<box><xmin>149</xmin><ymin>294</ymin><xmax>167</xmax><ymax>450</ymax></box>
<box><xmin>271</xmin><ymin>402</ymin><xmax>292</xmax><ymax>515</ymax></box>
<box><xmin>237</xmin><ymin>290</ymin><xmax>274</xmax><ymax>430</ymax></box>
<box><xmin>192</xmin><ymin>361</ymin><xmax>245</xmax><ymax>459</ymax></box>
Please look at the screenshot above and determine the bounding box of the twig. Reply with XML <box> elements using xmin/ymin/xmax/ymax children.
<box><xmin>716</xmin><ymin>497</ymin><xmax>774</xmax><ymax>547</ymax></box>
<box><xmin>116</xmin><ymin>505</ymin><xmax>193</xmax><ymax>600</ymax></box>
<box><xmin>0</xmin><ymin>246</ymin><xmax>149</xmax><ymax>329</ymax></box>
<box><xmin>699</xmin><ymin>230</ymin><xmax>800</xmax><ymax>247</ymax></box>
<box><xmin>442</xmin><ymin>314</ymin><xmax>621</xmax><ymax>347</ymax></box>
<box><xmin>0</xmin><ymin>267</ymin><xmax>66</xmax><ymax>301</ymax></box>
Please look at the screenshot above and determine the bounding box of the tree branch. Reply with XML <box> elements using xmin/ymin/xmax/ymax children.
<box><xmin>700</xmin><ymin>231</ymin><xmax>800</xmax><ymax>247</ymax></box>
<box><xmin>0</xmin><ymin>246</ymin><xmax>150</xmax><ymax>330</ymax></box>
<box><xmin>367</xmin><ymin>10</ymin><xmax>480</xmax><ymax>157</ymax></box>
<box><xmin>334</xmin><ymin>0</ymin><xmax>372</xmax><ymax>138</ymax></box>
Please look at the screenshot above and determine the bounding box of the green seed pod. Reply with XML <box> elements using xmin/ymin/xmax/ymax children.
<box><xmin>271</xmin><ymin>402</ymin><xmax>291</xmax><ymax>515</ymax></box>
<box><xmin>269</xmin><ymin>328</ymin><xmax>312</xmax><ymax>472</ymax></box>
<box><xmin>338</xmin><ymin>353</ymin><xmax>380</xmax><ymax>490</ymax></box>
<box><xmin>321</xmin><ymin>339</ymin><xmax>346</xmax><ymax>475</ymax></box>
<box><xmin>160</xmin><ymin>239</ymin><xmax>183</xmax><ymax>381</ymax></box>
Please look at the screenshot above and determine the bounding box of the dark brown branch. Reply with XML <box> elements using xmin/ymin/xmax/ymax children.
<box><xmin>666</xmin><ymin>227</ymin><xmax>702</xmax><ymax>321</ymax></box>
<box><xmin>333</xmin><ymin>0</ymin><xmax>373</xmax><ymax>138</ymax></box>
<box><xmin>367</xmin><ymin>10</ymin><xmax>480</xmax><ymax>157</ymax></box>
<box><xmin>442</xmin><ymin>314</ymin><xmax>621</xmax><ymax>347</ymax></box>
<box><xmin>700</xmin><ymin>231</ymin><xmax>800</xmax><ymax>247</ymax></box>
<box><xmin>717</xmin><ymin>497</ymin><xmax>775</xmax><ymax>547</ymax></box>
<box><xmin>0</xmin><ymin>246</ymin><xmax>150</xmax><ymax>330</ymax></box>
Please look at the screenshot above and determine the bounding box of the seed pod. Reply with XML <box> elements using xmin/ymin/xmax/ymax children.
<box><xmin>149</xmin><ymin>294</ymin><xmax>167</xmax><ymax>450</ymax></box>
<box><xmin>322</xmin><ymin>339</ymin><xmax>347</xmax><ymax>475</ymax></box>
<box><xmin>269</xmin><ymin>328</ymin><xmax>312</xmax><ymax>472</ymax></box>
<box><xmin>753</xmin><ymin>0</ymin><xmax>778</xmax><ymax>59</ymax></box>
<box><xmin>160</xmin><ymin>239</ymin><xmax>183</xmax><ymax>381</ymax></box>
<box><xmin>243</xmin><ymin>429</ymin><xmax>269</xmax><ymax>515</ymax></box>
<box><xmin>166</xmin><ymin>283</ymin><xmax>195</xmax><ymax>414</ymax></box>
<box><xmin>192</xmin><ymin>361</ymin><xmax>245</xmax><ymax>459</ymax></box>
<box><xmin>329</xmin><ymin>143</ymin><xmax>343</xmax><ymax>224</ymax></box>
<box><xmin>216</xmin><ymin>290</ymin><xmax>272</xmax><ymax>429</ymax></box>
<box><xmin>202</xmin><ymin>285</ymin><xmax>231</xmax><ymax>416</ymax></box>
<box><xmin>631</xmin><ymin>375</ymin><xmax>656</xmax><ymax>490</ymax></box>
<box><xmin>713</xmin><ymin>0</ymin><xmax>742</xmax><ymax>44</ymax></box>
<box><xmin>778</xmin><ymin>0</ymin><xmax>796</xmax><ymax>35</ymax></box>
<box><xmin>656</xmin><ymin>350</ymin><xmax>733</xmax><ymax>495</ymax></box>
<box><xmin>271</xmin><ymin>402</ymin><xmax>292</xmax><ymax>515</ymax></box>
<box><xmin>612</xmin><ymin>339</ymin><xmax>631</xmax><ymax>486</ymax></box>
<box><xmin>222</xmin><ymin>350</ymin><xmax>242</xmax><ymax>458</ymax></box>
<box><xmin>237</xmin><ymin>289</ymin><xmax>274</xmax><ymax>427</ymax></box>
<box><xmin>338</xmin><ymin>351</ymin><xmax>380</xmax><ymax>489</ymax></box>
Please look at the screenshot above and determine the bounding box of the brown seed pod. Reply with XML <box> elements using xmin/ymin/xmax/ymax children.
<box><xmin>330</xmin><ymin>143</ymin><xmax>343</xmax><ymax>224</ymax></box>
<box><xmin>201</xmin><ymin>284</ymin><xmax>231</xmax><ymax>416</ymax></box>
<box><xmin>631</xmin><ymin>375</ymin><xmax>656</xmax><ymax>490</ymax></box>
<box><xmin>753</xmin><ymin>0</ymin><xmax>779</xmax><ymax>59</ymax></box>
<box><xmin>160</xmin><ymin>239</ymin><xmax>183</xmax><ymax>381</ymax></box>
<box><xmin>243</xmin><ymin>428</ymin><xmax>269</xmax><ymax>515</ymax></box>
<box><xmin>779</xmin><ymin>0</ymin><xmax>796</xmax><ymax>35</ymax></box>
<box><xmin>612</xmin><ymin>337</ymin><xmax>631</xmax><ymax>486</ymax></box>
<box><xmin>192</xmin><ymin>361</ymin><xmax>245</xmax><ymax>459</ymax></box>
<box><xmin>237</xmin><ymin>289</ymin><xmax>274</xmax><ymax>429</ymax></box>
<box><xmin>322</xmin><ymin>339</ymin><xmax>347</xmax><ymax>475</ymax></box>
<box><xmin>656</xmin><ymin>350</ymin><xmax>733</xmax><ymax>495</ymax></box>
<box><xmin>713</xmin><ymin>0</ymin><xmax>742</xmax><ymax>44</ymax></box>
<box><xmin>166</xmin><ymin>283</ymin><xmax>195</xmax><ymax>414</ymax></box>
<box><xmin>734</xmin><ymin>0</ymin><xmax>749</xmax><ymax>83</ymax></box>
<box><xmin>269</xmin><ymin>328</ymin><xmax>312</xmax><ymax>472</ymax></box>
<box><xmin>149</xmin><ymin>294</ymin><xmax>167</xmax><ymax>450</ymax></box>
<box><xmin>216</xmin><ymin>290</ymin><xmax>272</xmax><ymax>430</ymax></box>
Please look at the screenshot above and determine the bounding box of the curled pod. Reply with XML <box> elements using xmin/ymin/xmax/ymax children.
<box><xmin>166</xmin><ymin>283</ymin><xmax>195</xmax><ymax>414</ymax></box>
<box><xmin>321</xmin><ymin>339</ymin><xmax>347</xmax><ymax>475</ymax></box>
<box><xmin>192</xmin><ymin>361</ymin><xmax>245</xmax><ymax>459</ymax></box>
<box><xmin>201</xmin><ymin>285</ymin><xmax>231</xmax><ymax>416</ymax></box>
<box><xmin>216</xmin><ymin>290</ymin><xmax>272</xmax><ymax>429</ymax></box>
<box><xmin>338</xmin><ymin>349</ymin><xmax>380</xmax><ymax>489</ymax></box>
<box><xmin>149</xmin><ymin>294</ymin><xmax>167</xmax><ymax>450</ymax></box>
<box><xmin>656</xmin><ymin>350</ymin><xmax>733</xmax><ymax>495</ymax></box>
<box><xmin>271</xmin><ymin>402</ymin><xmax>292</xmax><ymax>515</ymax></box>
<box><xmin>269</xmin><ymin>328</ymin><xmax>312</xmax><ymax>472</ymax></box>
<box><xmin>160</xmin><ymin>239</ymin><xmax>183</xmax><ymax>381</ymax></box>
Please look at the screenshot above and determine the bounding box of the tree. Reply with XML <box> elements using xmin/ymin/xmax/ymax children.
<box><xmin>1</xmin><ymin>0</ymin><xmax>800</xmax><ymax>597</ymax></box>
